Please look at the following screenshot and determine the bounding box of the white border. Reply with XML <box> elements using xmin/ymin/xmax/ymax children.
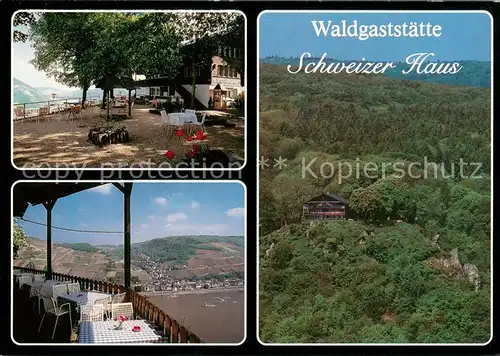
<box><xmin>10</xmin><ymin>9</ymin><xmax>247</xmax><ymax>172</ymax></box>
<box><xmin>11</xmin><ymin>179</ymin><xmax>247</xmax><ymax>346</ymax></box>
<box><xmin>256</xmin><ymin>10</ymin><xmax>494</xmax><ymax>346</ymax></box>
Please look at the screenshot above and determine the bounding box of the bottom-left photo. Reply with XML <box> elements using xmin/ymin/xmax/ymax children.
<box><xmin>12</xmin><ymin>181</ymin><xmax>246</xmax><ymax>345</ymax></box>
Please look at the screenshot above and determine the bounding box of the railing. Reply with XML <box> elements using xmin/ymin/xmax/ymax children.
<box><xmin>14</xmin><ymin>266</ymin><xmax>203</xmax><ymax>343</ymax></box>
<box><xmin>13</xmin><ymin>97</ymin><xmax>102</xmax><ymax>122</ymax></box>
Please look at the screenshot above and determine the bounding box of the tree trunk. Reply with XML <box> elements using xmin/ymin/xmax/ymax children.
<box><xmin>81</xmin><ymin>83</ymin><xmax>89</xmax><ymax>107</ymax></box>
<box><xmin>106</xmin><ymin>88</ymin><xmax>111</xmax><ymax>120</ymax></box>
<box><xmin>101</xmin><ymin>90</ymin><xmax>107</xmax><ymax>110</ymax></box>
<box><xmin>128</xmin><ymin>89</ymin><xmax>132</xmax><ymax>116</ymax></box>
<box><xmin>191</xmin><ymin>37</ymin><xmax>197</xmax><ymax>110</ymax></box>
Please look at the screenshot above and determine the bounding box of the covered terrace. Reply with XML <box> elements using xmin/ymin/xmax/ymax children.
<box><xmin>12</xmin><ymin>182</ymin><xmax>201</xmax><ymax>344</ymax></box>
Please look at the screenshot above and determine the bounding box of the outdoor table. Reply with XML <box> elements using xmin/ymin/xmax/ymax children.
<box><xmin>78</xmin><ymin>320</ymin><xmax>164</xmax><ymax>344</ymax></box>
<box><xmin>15</xmin><ymin>272</ymin><xmax>33</xmax><ymax>283</ymax></box>
<box><xmin>169</xmin><ymin>112</ymin><xmax>198</xmax><ymax>125</ymax></box>
<box><xmin>58</xmin><ymin>291</ymin><xmax>111</xmax><ymax>311</ymax></box>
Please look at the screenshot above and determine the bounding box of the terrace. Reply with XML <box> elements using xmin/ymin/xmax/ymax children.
<box><xmin>12</xmin><ymin>183</ymin><xmax>202</xmax><ymax>344</ymax></box>
<box><xmin>13</xmin><ymin>100</ymin><xmax>244</xmax><ymax>169</ymax></box>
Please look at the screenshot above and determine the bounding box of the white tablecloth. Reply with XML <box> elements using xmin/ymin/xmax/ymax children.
<box><xmin>168</xmin><ymin>112</ymin><xmax>198</xmax><ymax>125</ymax></box>
<box><xmin>78</xmin><ymin>320</ymin><xmax>164</xmax><ymax>344</ymax></box>
<box><xmin>59</xmin><ymin>291</ymin><xmax>111</xmax><ymax>310</ymax></box>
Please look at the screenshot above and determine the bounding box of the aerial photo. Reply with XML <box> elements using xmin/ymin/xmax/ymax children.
<box><xmin>258</xmin><ymin>11</ymin><xmax>491</xmax><ymax>344</ymax></box>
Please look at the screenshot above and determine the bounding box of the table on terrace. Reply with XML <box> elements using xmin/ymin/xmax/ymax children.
<box><xmin>59</xmin><ymin>291</ymin><xmax>111</xmax><ymax>311</ymax></box>
<box><xmin>78</xmin><ymin>320</ymin><xmax>164</xmax><ymax>344</ymax></box>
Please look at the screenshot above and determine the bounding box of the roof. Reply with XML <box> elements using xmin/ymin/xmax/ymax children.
<box><xmin>95</xmin><ymin>75</ymin><xmax>141</xmax><ymax>90</ymax></box>
<box><xmin>305</xmin><ymin>193</ymin><xmax>347</xmax><ymax>205</ymax></box>
<box><xmin>13</xmin><ymin>183</ymin><xmax>105</xmax><ymax>217</ymax></box>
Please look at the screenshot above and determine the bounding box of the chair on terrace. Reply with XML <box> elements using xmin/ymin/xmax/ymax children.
<box><xmin>111</xmin><ymin>302</ymin><xmax>134</xmax><ymax>320</ymax></box>
<box><xmin>67</xmin><ymin>282</ymin><xmax>81</xmax><ymax>294</ymax></box>
<box><xmin>38</xmin><ymin>295</ymin><xmax>72</xmax><ymax>340</ymax></box>
<box><xmin>52</xmin><ymin>284</ymin><xmax>69</xmax><ymax>299</ymax></box>
<box><xmin>103</xmin><ymin>292</ymin><xmax>126</xmax><ymax>319</ymax></box>
<box><xmin>80</xmin><ymin>304</ymin><xmax>104</xmax><ymax>323</ymax></box>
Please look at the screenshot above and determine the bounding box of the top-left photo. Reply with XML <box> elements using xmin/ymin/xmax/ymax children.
<box><xmin>12</xmin><ymin>10</ymin><xmax>246</xmax><ymax>170</ymax></box>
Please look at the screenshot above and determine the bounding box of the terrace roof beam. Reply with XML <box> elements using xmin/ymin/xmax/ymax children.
<box><xmin>42</xmin><ymin>199</ymin><xmax>57</xmax><ymax>280</ymax></box>
<box><xmin>113</xmin><ymin>183</ymin><xmax>134</xmax><ymax>289</ymax></box>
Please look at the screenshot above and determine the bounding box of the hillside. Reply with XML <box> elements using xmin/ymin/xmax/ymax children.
<box><xmin>259</xmin><ymin>63</ymin><xmax>491</xmax><ymax>343</ymax></box>
<box><xmin>15</xmin><ymin>235</ymin><xmax>244</xmax><ymax>282</ymax></box>
<box><xmin>13</xmin><ymin>78</ymin><xmax>48</xmax><ymax>104</ymax></box>
<box><xmin>13</xmin><ymin>77</ymin><xmax>105</xmax><ymax>106</ymax></box>
<box><xmin>129</xmin><ymin>235</ymin><xmax>244</xmax><ymax>264</ymax></box>
<box><xmin>260</xmin><ymin>221</ymin><xmax>490</xmax><ymax>343</ymax></box>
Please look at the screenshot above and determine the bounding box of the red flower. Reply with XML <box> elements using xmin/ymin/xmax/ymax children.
<box><xmin>165</xmin><ymin>150</ymin><xmax>175</xmax><ymax>159</ymax></box>
<box><xmin>196</xmin><ymin>132</ymin><xmax>204</xmax><ymax>141</ymax></box>
<box><xmin>186</xmin><ymin>136</ymin><xmax>193</xmax><ymax>141</ymax></box>
<box><xmin>114</xmin><ymin>317</ymin><xmax>117</xmax><ymax>321</ymax></box>
<box><xmin>196</xmin><ymin>129</ymin><xmax>204</xmax><ymax>136</ymax></box>
<box><xmin>187</xmin><ymin>149</ymin><xmax>195</xmax><ymax>158</ymax></box>
<box><xmin>120</xmin><ymin>315</ymin><xmax>125</xmax><ymax>322</ymax></box>
<box><xmin>192</xmin><ymin>144</ymin><xmax>200</xmax><ymax>153</ymax></box>
<box><xmin>175</xmin><ymin>130</ymin><xmax>184</xmax><ymax>137</ymax></box>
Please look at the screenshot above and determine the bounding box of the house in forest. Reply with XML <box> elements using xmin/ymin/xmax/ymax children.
<box><xmin>135</xmin><ymin>45</ymin><xmax>244</xmax><ymax>110</ymax></box>
<box><xmin>302</xmin><ymin>193</ymin><xmax>347</xmax><ymax>220</ymax></box>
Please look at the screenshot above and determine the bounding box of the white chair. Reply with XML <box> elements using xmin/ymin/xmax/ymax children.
<box><xmin>52</xmin><ymin>284</ymin><xmax>68</xmax><ymax>299</ymax></box>
<box><xmin>111</xmin><ymin>302</ymin><xmax>134</xmax><ymax>320</ymax></box>
<box><xmin>104</xmin><ymin>292</ymin><xmax>126</xmax><ymax>318</ymax></box>
<box><xmin>80</xmin><ymin>304</ymin><xmax>104</xmax><ymax>322</ymax></box>
<box><xmin>167</xmin><ymin>113</ymin><xmax>182</xmax><ymax>126</ymax></box>
<box><xmin>192</xmin><ymin>113</ymin><xmax>207</xmax><ymax>132</ymax></box>
<box><xmin>19</xmin><ymin>275</ymin><xmax>33</xmax><ymax>288</ymax></box>
<box><xmin>36</xmin><ymin>289</ymin><xmax>44</xmax><ymax>314</ymax></box>
<box><xmin>38</xmin><ymin>295</ymin><xmax>72</xmax><ymax>340</ymax></box>
<box><xmin>67</xmin><ymin>282</ymin><xmax>80</xmax><ymax>294</ymax></box>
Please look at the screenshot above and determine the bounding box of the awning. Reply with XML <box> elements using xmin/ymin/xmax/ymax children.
<box><xmin>13</xmin><ymin>183</ymin><xmax>105</xmax><ymax>217</ymax></box>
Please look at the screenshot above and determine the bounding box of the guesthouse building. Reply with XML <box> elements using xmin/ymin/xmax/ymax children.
<box><xmin>302</xmin><ymin>193</ymin><xmax>347</xmax><ymax>220</ymax></box>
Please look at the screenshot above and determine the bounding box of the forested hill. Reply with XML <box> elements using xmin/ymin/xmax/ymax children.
<box><xmin>259</xmin><ymin>63</ymin><xmax>491</xmax><ymax>343</ymax></box>
<box><xmin>112</xmin><ymin>235</ymin><xmax>244</xmax><ymax>263</ymax></box>
<box><xmin>261</xmin><ymin>57</ymin><xmax>491</xmax><ymax>88</ymax></box>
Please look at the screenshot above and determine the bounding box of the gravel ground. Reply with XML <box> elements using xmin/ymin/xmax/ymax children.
<box><xmin>13</xmin><ymin>106</ymin><xmax>245</xmax><ymax>169</ymax></box>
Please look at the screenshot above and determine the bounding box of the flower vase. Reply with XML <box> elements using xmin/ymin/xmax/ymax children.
<box><xmin>114</xmin><ymin>322</ymin><xmax>123</xmax><ymax>330</ymax></box>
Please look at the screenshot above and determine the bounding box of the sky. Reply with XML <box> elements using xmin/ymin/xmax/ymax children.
<box><xmin>16</xmin><ymin>182</ymin><xmax>245</xmax><ymax>246</ymax></box>
<box><xmin>12</xmin><ymin>26</ymin><xmax>71</xmax><ymax>89</ymax></box>
<box><xmin>259</xmin><ymin>12</ymin><xmax>492</xmax><ymax>61</ymax></box>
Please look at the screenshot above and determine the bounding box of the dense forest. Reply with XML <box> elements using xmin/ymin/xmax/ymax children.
<box><xmin>259</xmin><ymin>63</ymin><xmax>491</xmax><ymax>343</ymax></box>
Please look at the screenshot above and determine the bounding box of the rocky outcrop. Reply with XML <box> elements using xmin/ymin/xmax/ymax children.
<box><xmin>425</xmin><ymin>248</ymin><xmax>480</xmax><ymax>291</ymax></box>
<box><xmin>265</xmin><ymin>243</ymin><xmax>275</xmax><ymax>257</ymax></box>
<box><xmin>463</xmin><ymin>263</ymin><xmax>480</xmax><ymax>292</ymax></box>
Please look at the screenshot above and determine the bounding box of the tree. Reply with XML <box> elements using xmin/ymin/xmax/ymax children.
<box><xmin>30</xmin><ymin>13</ymin><xmax>102</xmax><ymax>105</ymax></box>
<box><xmin>29</xmin><ymin>13</ymin><xmax>182</xmax><ymax>109</ymax></box>
<box><xmin>13</xmin><ymin>220</ymin><xmax>27</xmax><ymax>259</ymax></box>
<box><xmin>13</xmin><ymin>12</ymin><xmax>35</xmax><ymax>42</ymax></box>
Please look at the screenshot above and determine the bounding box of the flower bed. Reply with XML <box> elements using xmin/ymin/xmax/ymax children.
<box><xmin>88</xmin><ymin>122</ymin><xmax>129</xmax><ymax>146</ymax></box>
